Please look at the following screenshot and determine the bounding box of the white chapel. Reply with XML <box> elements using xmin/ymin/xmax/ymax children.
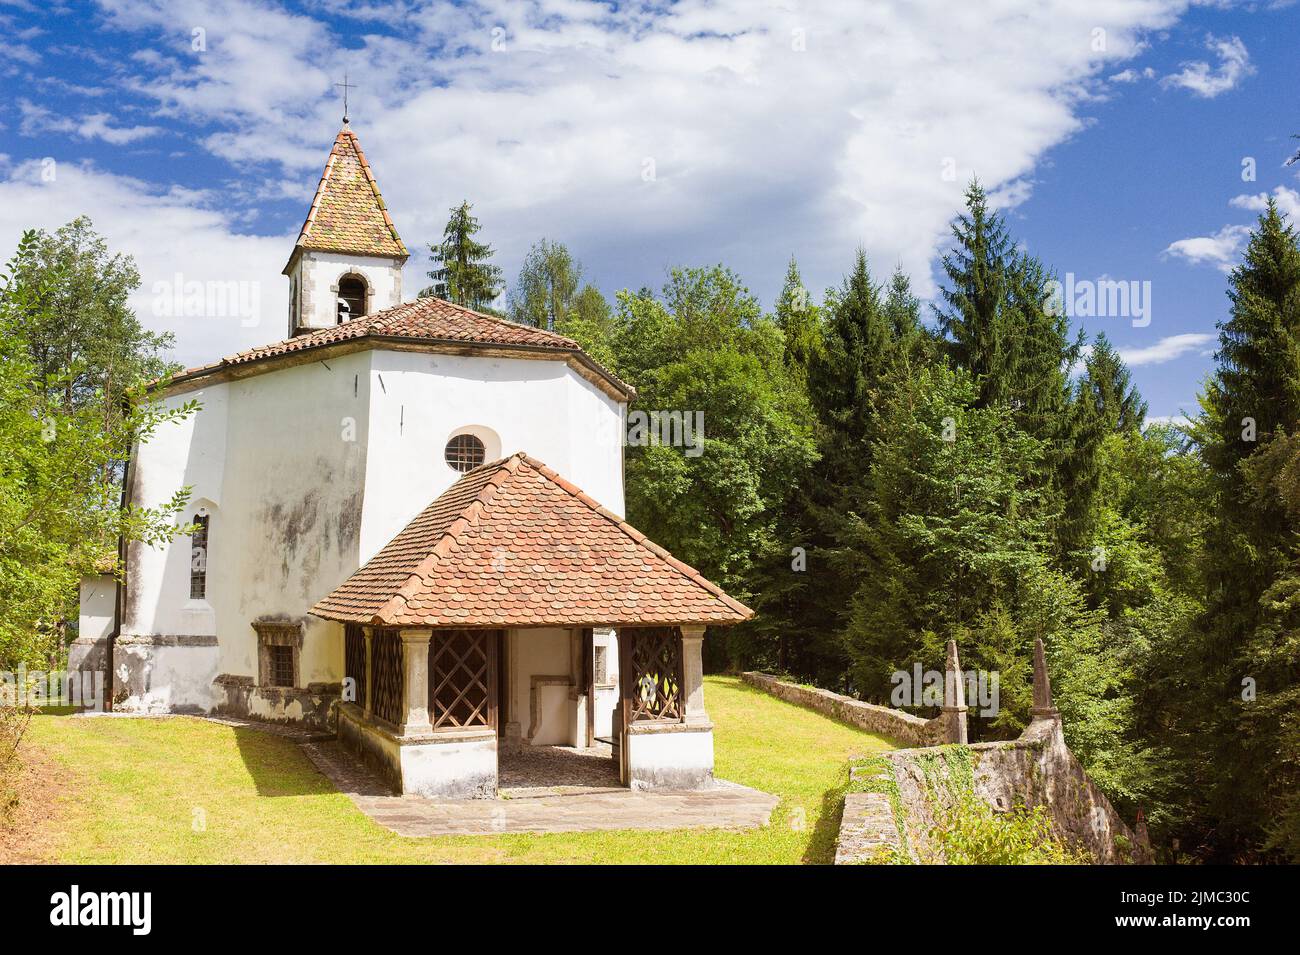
<box><xmin>73</xmin><ymin>123</ymin><xmax>751</xmax><ymax>798</ymax></box>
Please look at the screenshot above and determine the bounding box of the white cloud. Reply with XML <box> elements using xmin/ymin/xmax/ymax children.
<box><xmin>0</xmin><ymin>157</ymin><xmax>292</xmax><ymax>366</ymax></box>
<box><xmin>1145</xmin><ymin>413</ymin><xmax>1192</xmax><ymax>430</ymax></box>
<box><xmin>1162</xmin><ymin>34</ymin><xmax>1253</xmax><ymax>98</ymax></box>
<box><xmin>1109</xmin><ymin>66</ymin><xmax>1155</xmax><ymax>83</ymax></box>
<box><xmin>1164</xmin><ymin>225</ymin><xmax>1251</xmax><ymax>271</ymax></box>
<box><xmin>18</xmin><ymin>99</ymin><xmax>161</xmax><ymax>145</ymax></box>
<box><xmin>1118</xmin><ymin>333</ymin><xmax>1215</xmax><ymax>367</ymax></box>
<box><xmin>1167</xmin><ymin>187</ymin><xmax>1300</xmax><ymax>275</ymax></box>
<box><xmin>6</xmin><ymin>0</ymin><xmax>1197</xmax><ymax>366</ymax></box>
<box><xmin>1230</xmin><ymin>185</ymin><xmax>1300</xmax><ymax>222</ymax></box>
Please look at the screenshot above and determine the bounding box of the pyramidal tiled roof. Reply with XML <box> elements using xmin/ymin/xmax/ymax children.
<box><xmin>291</xmin><ymin>124</ymin><xmax>406</xmax><ymax>260</ymax></box>
<box><xmin>311</xmin><ymin>453</ymin><xmax>754</xmax><ymax>628</ymax></box>
<box><xmin>168</xmin><ymin>297</ymin><xmax>633</xmax><ymax>397</ymax></box>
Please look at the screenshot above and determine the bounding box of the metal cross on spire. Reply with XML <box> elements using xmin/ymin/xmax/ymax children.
<box><xmin>335</xmin><ymin>72</ymin><xmax>356</xmax><ymax>125</ymax></box>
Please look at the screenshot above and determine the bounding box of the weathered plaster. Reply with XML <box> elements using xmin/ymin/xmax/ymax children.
<box><xmin>625</xmin><ymin>722</ymin><xmax>715</xmax><ymax>790</ymax></box>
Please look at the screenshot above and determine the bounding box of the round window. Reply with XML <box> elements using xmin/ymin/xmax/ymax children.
<box><xmin>445</xmin><ymin>433</ymin><xmax>486</xmax><ymax>473</ymax></box>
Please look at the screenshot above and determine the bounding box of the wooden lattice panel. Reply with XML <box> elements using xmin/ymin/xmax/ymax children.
<box><xmin>344</xmin><ymin>624</ymin><xmax>367</xmax><ymax>707</ymax></box>
<box><xmin>429</xmin><ymin>629</ymin><xmax>496</xmax><ymax>729</ymax></box>
<box><xmin>369</xmin><ymin>629</ymin><xmax>403</xmax><ymax>726</ymax></box>
<box><xmin>623</xmin><ymin>627</ymin><xmax>683</xmax><ymax>723</ymax></box>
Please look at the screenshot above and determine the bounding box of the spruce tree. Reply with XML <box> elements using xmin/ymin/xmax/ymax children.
<box><xmin>1060</xmin><ymin>334</ymin><xmax>1148</xmax><ymax>555</ymax></box>
<box><xmin>774</xmin><ymin>257</ymin><xmax>824</xmax><ymax>375</ymax></box>
<box><xmin>1078</xmin><ymin>334</ymin><xmax>1147</xmax><ymax>434</ymax></box>
<box><xmin>936</xmin><ymin>181</ymin><xmax>1014</xmax><ymax>405</ymax></box>
<box><xmin>422</xmin><ymin>201</ymin><xmax>504</xmax><ymax>310</ymax></box>
<box><xmin>1190</xmin><ymin>199</ymin><xmax>1300</xmax><ymax>857</ymax></box>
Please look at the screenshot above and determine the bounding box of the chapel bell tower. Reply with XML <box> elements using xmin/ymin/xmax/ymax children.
<box><xmin>282</xmin><ymin>120</ymin><xmax>408</xmax><ymax>337</ymax></box>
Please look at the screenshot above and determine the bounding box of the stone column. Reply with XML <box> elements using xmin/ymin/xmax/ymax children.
<box><xmin>503</xmin><ymin>629</ymin><xmax>522</xmax><ymax>748</ymax></box>
<box><xmin>362</xmin><ymin>627</ymin><xmax>374</xmax><ymax>719</ymax></box>
<box><xmin>1030</xmin><ymin>637</ymin><xmax>1059</xmax><ymax>721</ymax></box>
<box><xmin>398</xmin><ymin>629</ymin><xmax>433</xmax><ymax>737</ymax></box>
<box><xmin>680</xmin><ymin>625</ymin><xmax>708</xmax><ymax>725</ymax></box>
<box><xmin>940</xmin><ymin>639</ymin><xmax>968</xmax><ymax>744</ymax></box>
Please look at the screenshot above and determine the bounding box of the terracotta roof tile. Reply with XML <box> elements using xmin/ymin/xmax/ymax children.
<box><xmin>294</xmin><ymin>125</ymin><xmax>406</xmax><ymax>259</ymax></box>
<box><xmin>168</xmin><ymin>297</ymin><xmax>633</xmax><ymax>397</ymax></box>
<box><xmin>311</xmin><ymin>453</ymin><xmax>753</xmax><ymax>628</ymax></box>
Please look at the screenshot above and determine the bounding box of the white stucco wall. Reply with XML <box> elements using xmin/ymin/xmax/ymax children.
<box><xmin>627</xmin><ymin>726</ymin><xmax>715</xmax><ymax>790</ymax></box>
<box><xmin>125</xmin><ymin>351</ymin><xmax>372</xmax><ymax>699</ymax></box>
<box><xmin>359</xmin><ymin>349</ymin><xmax>626</xmax><ymax>561</ymax></box>
<box><xmin>511</xmin><ymin>627</ymin><xmax>573</xmax><ymax>745</ymax></box>
<box><xmin>292</xmin><ymin>250</ymin><xmax>403</xmax><ymax>332</ymax></box>
<box><xmin>117</xmin><ymin>340</ymin><xmax>626</xmax><ymax>719</ymax></box>
<box><xmin>78</xmin><ymin>576</ymin><xmax>115</xmax><ymax>642</ymax></box>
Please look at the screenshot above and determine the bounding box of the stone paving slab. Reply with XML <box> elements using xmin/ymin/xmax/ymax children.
<box><xmin>302</xmin><ymin>739</ymin><xmax>778</xmax><ymax>837</ymax></box>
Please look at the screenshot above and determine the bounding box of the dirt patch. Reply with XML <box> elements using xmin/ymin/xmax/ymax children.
<box><xmin>0</xmin><ymin>740</ymin><xmax>74</xmax><ymax>864</ymax></box>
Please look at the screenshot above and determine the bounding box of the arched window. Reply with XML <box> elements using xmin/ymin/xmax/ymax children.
<box><xmin>444</xmin><ymin>433</ymin><xmax>486</xmax><ymax>473</ymax></box>
<box><xmin>190</xmin><ymin>514</ymin><xmax>210</xmax><ymax>600</ymax></box>
<box><xmin>337</xmin><ymin>274</ymin><xmax>367</xmax><ymax>323</ymax></box>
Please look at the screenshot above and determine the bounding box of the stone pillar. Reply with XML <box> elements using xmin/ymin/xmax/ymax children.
<box><xmin>1030</xmin><ymin>637</ymin><xmax>1059</xmax><ymax>721</ymax></box>
<box><xmin>503</xmin><ymin>629</ymin><xmax>522</xmax><ymax>748</ymax></box>
<box><xmin>398</xmin><ymin>629</ymin><xmax>433</xmax><ymax>737</ymax></box>
<box><xmin>940</xmin><ymin>639</ymin><xmax>968</xmax><ymax>744</ymax></box>
<box><xmin>362</xmin><ymin>627</ymin><xmax>374</xmax><ymax>719</ymax></box>
<box><xmin>680</xmin><ymin>625</ymin><xmax>708</xmax><ymax>725</ymax></box>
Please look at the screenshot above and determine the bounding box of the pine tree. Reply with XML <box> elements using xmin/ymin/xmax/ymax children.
<box><xmin>1188</xmin><ymin>199</ymin><xmax>1300</xmax><ymax>858</ymax></box>
<box><xmin>936</xmin><ymin>181</ymin><xmax>1014</xmax><ymax>405</ymax></box>
<box><xmin>1060</xmin><ymin>334</ymin><xmax>1148</xmax><ymax>556</ymax></box>
<box><xmin>773</xmin><ymin>257</ymin><xmax>822</xmax><ymax>375</ymax></box>
<box><xmin>937</xmin><ymin>182</ymin><xmax>1085</xmax><ymax>554</ymax></box>
<box><xmin>785</xmin><ymin>252</ymin><xmax>918</xmax><ymax>681</ymax></box>
<box><xmin>422</xmin><ymin>201</ymin><xmax>504</xmax><ymax>310</ymax></box>
<box><xmin>1079</xmin><ymin>334</ymin><xmax>1147</xmax><ymax>434</ymax></box>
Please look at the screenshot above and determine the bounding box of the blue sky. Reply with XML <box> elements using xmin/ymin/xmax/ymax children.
<box><xmin>1</xmin><ymin>0</ymin><xmax>1297</xmax><ymax>421</ymax></box>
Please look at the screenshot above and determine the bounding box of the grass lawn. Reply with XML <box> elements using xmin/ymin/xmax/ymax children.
<box><xmin>18</xmin><ymin>676</ymin><xmax>895</xmax><ymax>864</ymax></box>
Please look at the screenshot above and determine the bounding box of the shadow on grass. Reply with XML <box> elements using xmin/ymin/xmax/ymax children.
<box><xmin>232</xmin><ymin>726</ymin><xmax>338</xmax><ymax>798</ymax></box>
<box><xmin>802</xmin><ymin>766</ymin><xmax>852</xmax><ymax>865</ymax></box>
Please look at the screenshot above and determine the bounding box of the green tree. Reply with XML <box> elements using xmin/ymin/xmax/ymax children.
<box><xmin>0</xmin><ymin>231</ymin><xmax>194</xmax><ymax>669</ymax></box>
<box><xmin>1078</xmin><ymin>334</ymin><xmax>1147</xmax><ymax>435</ymax></box>
<box><xmin>937</xmin><ymin>182</ymin><xmax>1085</xmax><ymax>553</ymax></box>
<box><xmin>773</xmin><ymin>257</ymin><xmax>823</xmax><ymax>376</ymax></box>
<box><xmin>508</xmin><ymin>238</ymin><xmax>582</xmax><ymax>331</ymax></box>
<box><xmin>12</xmin><ymin>216</ymin><xmax>175</xmax><ymax>428</ymax></box>
<box><xmin>611</xmin><ymin>267</ymin><xmax>817</xmax><ymax>672</ymax></box>
<box><xmin>421</xmin><ymin>201</ymin><xmax>504</xmax><ymax>310</ymax></box>
<box><xmin>1184</xmin><ymin>199</ymin><xmax>1300</xmax><ymax>859</ymax></box>
<box><xmin>554</xmin><ymin>284</ymin><xmax>618</xmax><ymax>370</ymax></box>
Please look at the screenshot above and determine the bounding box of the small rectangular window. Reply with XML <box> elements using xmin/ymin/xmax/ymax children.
<box><xmin>268</xmin><ymin>645</ymin><xmax>295</xmax><ymax>688</ymax></box>
<box><xmin>190</xmin><ymin>515</ymin><xmax>210</xmax><ymax>600</ymax></box>
<box><xmin>594</xmin><ymin>645</ymin><xmax>608</xmax><ymax>685</ymax></box>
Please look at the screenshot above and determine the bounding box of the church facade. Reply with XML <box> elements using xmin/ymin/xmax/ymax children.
<box><xmin>73</xmin><ymin>124</ymin><xmax>751</xmax><ymax>798</ymax></box>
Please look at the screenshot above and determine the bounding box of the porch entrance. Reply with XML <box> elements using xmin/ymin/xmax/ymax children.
<box><xmin>496</xmin><ymin>627</ymin><xmax>619</xmax><ymax>792</ymax></box>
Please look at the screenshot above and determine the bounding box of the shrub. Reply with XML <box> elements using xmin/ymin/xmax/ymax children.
<box><xmin>925</xmin><ymin>791</ymin><xmax>1088</xmax><ymax>864</ymax></box>
<box><xmin>0</xmin><ymin>705</ymin><xmax>32</xmax><ymax>827</ymax></box>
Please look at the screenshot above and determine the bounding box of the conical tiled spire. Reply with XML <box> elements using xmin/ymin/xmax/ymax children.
<box><xmin>292</xmin><ymin>126</ymin><xmax>406</xmax><ymax>259</ymax></box>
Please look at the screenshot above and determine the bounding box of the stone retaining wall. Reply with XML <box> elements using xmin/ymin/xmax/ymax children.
<box><xmin>740</xmin><ymin>671</ymin><xmax>945</xmax><ymax>748</ymax></box>
<box><xmin>836</xmin><ymin>720</ymin><xmax>1153</xmax><ymax>864</ymax></box>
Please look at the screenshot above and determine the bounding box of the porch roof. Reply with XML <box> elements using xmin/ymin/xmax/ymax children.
<box><xmin>310</xmin><ymin>453</ymin><xmax>754</xmax><ymax>629</ymax></box>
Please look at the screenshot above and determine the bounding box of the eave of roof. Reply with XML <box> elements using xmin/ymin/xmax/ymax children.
<box><xmin>310</xmin><ymin>453</ymin><xmax>753</xmax><ymax>629</ymax></box>
<box><xmin>154</xmin><ymin>297</ymin><xmax>635</xmax><ymax>402</ymax></box>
